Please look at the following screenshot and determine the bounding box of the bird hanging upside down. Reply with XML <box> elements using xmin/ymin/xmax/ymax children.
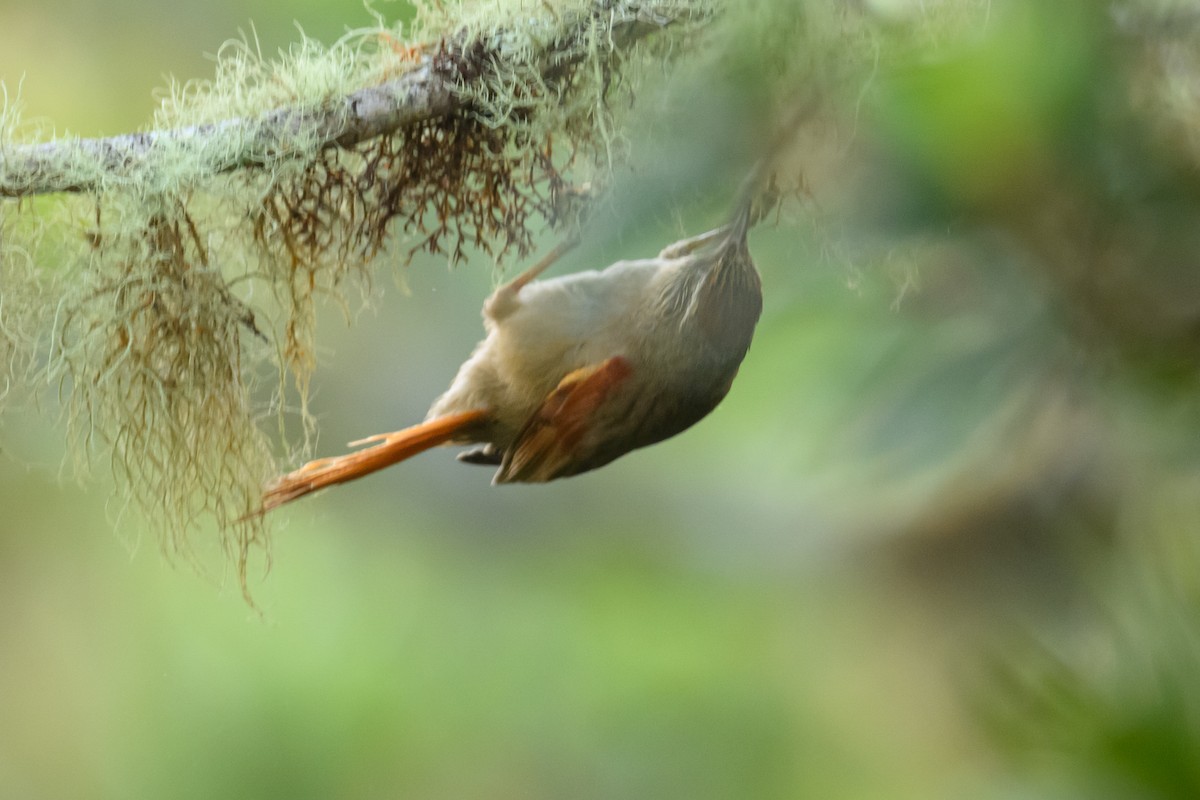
<box><xmin>260</xmin><ymin>201</ymin><xmax>762</xmax><ymax>513</ymax></box>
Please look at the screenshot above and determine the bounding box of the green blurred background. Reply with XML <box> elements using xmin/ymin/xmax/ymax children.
<box><xmin>3</xmin><ymin>1</ymin><xmax>1200</xmax><ymax>798</ymax></box>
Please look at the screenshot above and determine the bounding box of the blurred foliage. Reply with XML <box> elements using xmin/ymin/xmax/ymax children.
<box><xmin>5</xmin><ymin>0</ymin><xmax>1200</xmax><ymax>798</ymax></box>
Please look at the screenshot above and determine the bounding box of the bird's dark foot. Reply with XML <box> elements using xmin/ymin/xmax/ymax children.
<box><xmin>457</xmin><ymin>445</ymin><xmax>503</xmax><ymax>466</ymax></box>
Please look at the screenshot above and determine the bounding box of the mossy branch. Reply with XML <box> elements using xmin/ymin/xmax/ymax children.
<box><xmin>0</xmin><ymin>2</ymin><xmax>705</xmax><ymax>199</ymax></box>
<box><xmin>0</xmin><ymin>73</ymin><xmax>455</xmax><ymax>197</ymax></box>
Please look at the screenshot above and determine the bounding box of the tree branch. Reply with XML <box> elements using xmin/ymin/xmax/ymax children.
<box><xmin>0</xmin><ymin>72</ymin><xmax>453</xmax><ymax>197</ymax></box>
<box><xmin>0</xmin><ymin>1</ymin><xmax>709</xmax><ymax>198</ymax></box>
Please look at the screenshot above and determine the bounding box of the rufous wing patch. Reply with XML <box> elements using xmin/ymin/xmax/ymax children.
<box><xmin>498</xmin><ymin>356</ymin><xmax>633</xmax><ymax>483</ymax></box>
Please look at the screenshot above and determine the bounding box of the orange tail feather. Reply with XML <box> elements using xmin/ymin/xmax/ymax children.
<box><xmin>260</xmin><ymin>408</ymin><xmax>489</xmax><ymax>513</ymax></box>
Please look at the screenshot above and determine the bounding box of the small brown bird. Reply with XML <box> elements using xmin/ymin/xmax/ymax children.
<box><xmin>260</xmin><ymin>200</ymin><xmax>762</xmax><ymax>512</ymax></box>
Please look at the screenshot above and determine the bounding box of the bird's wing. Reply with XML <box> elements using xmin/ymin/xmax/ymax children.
<box><xmin>496</xmin><ymin>356</ymin><xmax>633</xmax><ymax>483</ymax></box>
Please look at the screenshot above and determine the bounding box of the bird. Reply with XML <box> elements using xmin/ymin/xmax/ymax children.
<box><xmin>258</xmin><ymin>196</ymin><xmax>763</xmax><ymax>513</ymax></box>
